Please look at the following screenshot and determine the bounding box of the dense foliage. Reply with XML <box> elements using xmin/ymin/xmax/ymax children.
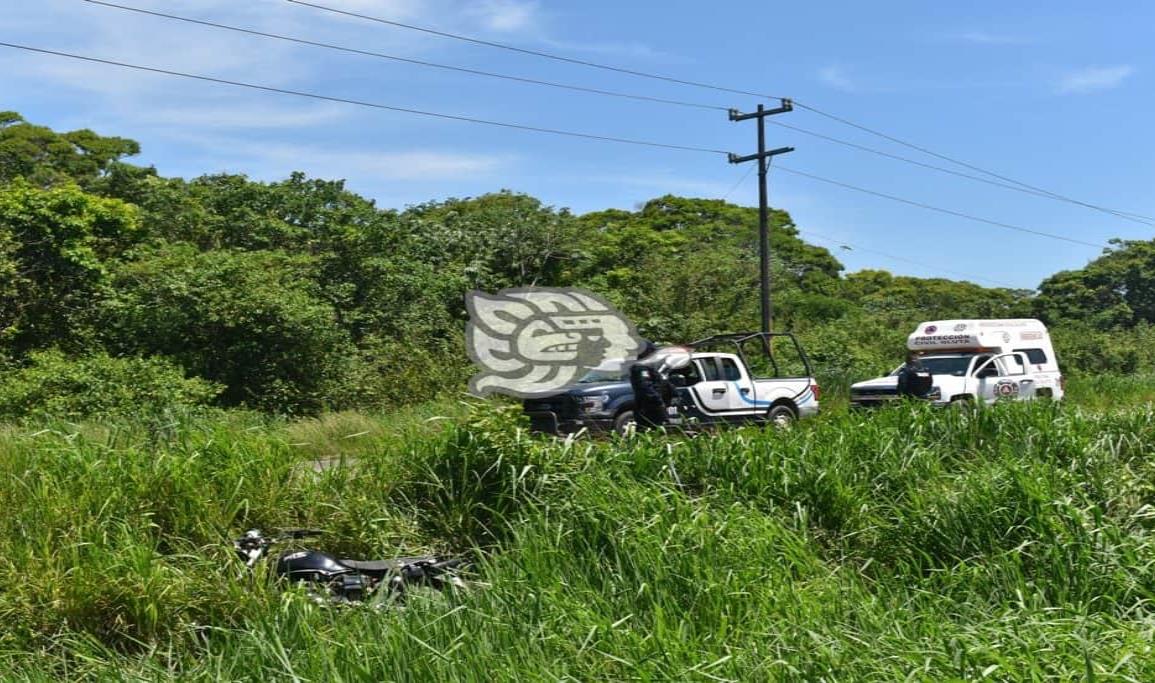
<box><xmin>2</xmin><ymin>111</ymin><xmax>1153</xmax><ymax>679</ymax></box>
<box><xmin>0</xmin><ymin>350</ymin><xmax>220</xmax><ymax>420</ymax></box>
<box><xmin>0</xmin><ymin>111</ymin><xmax>1152</xmax><ymax>416</ymax></box>
<box><xmin>1</xmin><ymin>400</ymin><xmax>1154</xmax><ymax>678</ymax></box>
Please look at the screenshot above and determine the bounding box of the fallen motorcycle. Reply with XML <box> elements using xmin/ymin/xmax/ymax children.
<box><xmin>233</xmin><ymin>528</ymin><xmax>467</xmax><ymax>605</ymax></box>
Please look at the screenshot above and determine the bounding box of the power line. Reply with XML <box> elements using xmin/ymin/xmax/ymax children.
<box><xmin>800</xmin><ymin>230</ymin><xmax>1021</xmax><ymax>289</ymax></box>
<box><xmin>80</xmin><ymin>0</ymin><xmax>1155</xmax><ymax>226</ymax></box>
<box><xmin>282</xmin><ymin>0</ymin><xmax>1152</xmax><ymax>227</ymax></box>
<box><xmin>774</xmin><ymin>165</ymin><xmax>1111</xmax><ymax>250</ymax></box>
<box><xmin>283</xmin><ymin>0</ymin><xmax>788</xmax><ymax>101</ymax></box>
<box><xmin>0</xmin><ymin>42</ymin><xmax>1119</xmax><ymax>254</ymax></box>
<box><xmin>766</xmin><ymin>118</ymin><xmax>1155</xmax><ymax>228</ymax></box>
<box><xmin>725</xmin><ymin>159</ymin><xmax>1110</xmax><ymax>249</ymax></box>
<box><xmin>719</xmin><ymin>172</ymin><xmax>1022</xmax><ymax>286</ymax></box>
<box><xmin>0</xmin><ymin>42</ymin><xmax>729</xmax><ymax>156</ymax></box>
<box><xmin>720</xmin><ymin>164</ymin><xmax>755</xmax><ymax>202</ymax></box>
<box><xmin>80</xmin><ymin>0</ymin><xmax>727</xmax><ymax>113</ymax></box>
<box><xmin>792</xmin><ymin>101</ymin><xmax>1155</xmax><ymax>225</ymax></box>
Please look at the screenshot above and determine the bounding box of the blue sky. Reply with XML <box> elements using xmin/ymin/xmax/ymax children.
<box><xmin>2</xmin><ymin>0</ymin><xmax>1152</xmax><ymax>289</ymax></box>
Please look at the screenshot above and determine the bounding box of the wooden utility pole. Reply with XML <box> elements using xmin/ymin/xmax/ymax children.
<box><xmin>728</xmin><ymin>100</ymin><xmax>794</xmax><ymax>334</ymax></box>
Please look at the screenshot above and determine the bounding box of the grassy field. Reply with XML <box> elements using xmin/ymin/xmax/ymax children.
<box><xmin>1</xmin><ymin>386</ymin><xmax>1154</xmax><ymax>680</ymax></box>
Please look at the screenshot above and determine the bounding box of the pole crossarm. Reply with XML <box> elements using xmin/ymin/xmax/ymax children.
<box><xmin>729</xmin><ymin>98</ymin><xmax>793</xmax><ymax>121</ymax></box>
<box><xmin>728</xmin><ymin>146</ymin><xmax>794</xmax><ymax>165</ymax></box>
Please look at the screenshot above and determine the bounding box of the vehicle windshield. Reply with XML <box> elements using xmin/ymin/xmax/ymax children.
<box><xmin>576</xmin><ymin>368</ymin><xmax>628</xmax><ymax>383</ymax></box>
<box><xmin>890</xmin><ymin>354</ymin><xmax>976</xmax><ymax>377</ymax></box>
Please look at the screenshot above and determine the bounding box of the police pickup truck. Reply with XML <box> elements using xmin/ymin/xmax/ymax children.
<box><xmin>524</xmin><ymin>332</ymin><xmax>820</xmax><ymax>435</ymax></box>
<box><xmin>850</xmin><ymin>319</ymin><xmax>1065</xmax><ymax>408</ymax></box>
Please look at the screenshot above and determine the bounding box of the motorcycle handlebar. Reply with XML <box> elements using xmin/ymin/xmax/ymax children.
<box><xmin>234</xmin><ymin>528</ymin><xmax>326</xmax><ymax>546</ymax></box>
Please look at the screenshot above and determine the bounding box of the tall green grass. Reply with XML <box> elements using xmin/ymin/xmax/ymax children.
<box><xmin>1</xmin><ymin>393</ymin><xmax>1155</xmax><ymax>679</ymax></box>
<box><xmin>1065</xmin><ymin>373</ymin><xmax>1155</xmax><ymax>410</ymax></box>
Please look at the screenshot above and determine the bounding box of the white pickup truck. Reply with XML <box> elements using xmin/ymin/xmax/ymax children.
<box><xmin>850</xmin><ymin>319</ymin><xmax>1065</xmax><ymax>408</ymax></box>
<box><xmin>524</xmin><ymin>331</ymin><xmax>820</xmax><ymax>434</ymax></box>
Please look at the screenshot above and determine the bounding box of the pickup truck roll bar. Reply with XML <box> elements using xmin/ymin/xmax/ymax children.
<box><xmin>689</xmin><ymin>331</ymin><xmax>814</xmax><ymax>379</ymax></box>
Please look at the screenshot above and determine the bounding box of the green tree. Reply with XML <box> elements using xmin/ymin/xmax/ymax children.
<box><xmin>0</xmin><ymin>350</ymin><xmax>221</xmax><ymax>420</ymax></box>
<box><xmin>570</xmin><ymin>196</ymin><xmax>843</xmax><ymax>339</ymax></box>
<box><xmin>0</xmin><ymin>180</ymin><xmax>140</xmax><ymax>353</ymax></box>
<box><xmin>0</xmin><ymin>112</ymin><xmax>141</xmax><ymax>188</ymax></box>
<box><xmin>100</xmin><ymin>245</ymin><xmax>354</xmax><ymax>413</ymax></box>
<box><xmin>399</xmin><ymin>191</ymin><xmax>582</xmax><ymax>293</ymax></box>
<box><xmin>842</xmin><ymin>270</ymin><xmax>1031</xmax><ymax>327</ymax></box>
<box><xmin>1035</xmin><ymin>239</ymin><xmax>1155</xmax><ymax>329</ymax></box>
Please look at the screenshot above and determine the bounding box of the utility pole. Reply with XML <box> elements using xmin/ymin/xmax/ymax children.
<box><xmin>728</xmin><ymin>99</ymin><xmax>793</xmax><ymax>335</ymax></box>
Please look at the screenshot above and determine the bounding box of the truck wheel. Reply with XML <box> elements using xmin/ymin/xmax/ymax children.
<box><xmin>766</xmin><ymin>404</ymin><xmax>797</xmax><ymax>427</ymax></box>
<box><xmin>613</xmin><ymin>410</ymin><xmax>637</xmax><ymax>436</ymax></box>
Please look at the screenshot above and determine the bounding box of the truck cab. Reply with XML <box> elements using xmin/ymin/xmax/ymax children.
<box><xmin>850</xmin><ymin>319</ymin><xmax>1065</xmax><ymax>408</ymax></box>
<box><xmin>524</xmin><ymin>332</ymin><xmax>819</xmax><ymax>435</ymax></box>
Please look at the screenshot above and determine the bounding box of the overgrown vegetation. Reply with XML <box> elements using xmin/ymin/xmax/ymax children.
<box><xmin>0</xmin><ymin>398</ymin><xmax>1153</xmax><ymax>679</ymax></box>
<box><xmin>3</xmin><ymin>111</ymin><xmax>1155</xmax><ymax>417</ymax></box>
<box><xmin>0</xmin><ymin>350</ymin><xmax>220</xmax><ymax>420</ymax></box>
<box><xmin>2</xmin><ymin>111</ymin><xmax>1155</xmax><ymax>679</ymax></box>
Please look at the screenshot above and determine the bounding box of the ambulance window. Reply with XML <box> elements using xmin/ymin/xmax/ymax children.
<box><xmin>1014</xmin><ymin>348</ymin><xmax>1048</xmax><ymax>364</ymax></box>
<box><xmin>720</xmin><ymin>358</ymin><xmax>743</xmax><ymax>381</ymax></box>
<box><xmin>1001</xmin><ymin>354</ymin><xmax>1026</xmax><ymax>376</ymax></box>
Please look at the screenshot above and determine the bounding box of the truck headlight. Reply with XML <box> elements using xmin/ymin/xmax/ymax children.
<box><xmin>578</xmin><ymin>395</ymin><xmax>609</xmax><ymax>413</ymax></box>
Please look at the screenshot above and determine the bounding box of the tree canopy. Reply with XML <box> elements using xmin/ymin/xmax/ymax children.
<box><xmin>1035</xmin><ymin>240</ymin><xmax>1155</xmax><ymax>329</ymax></box>
<box><xmin>0</xmin><ymin>111</ymin><xmax>1148</xmax><ymax>416</ymax></box>
<box><xmin>0</xmin><ymin>111</ymin><xmax>141</xmax><ymax>188</ymax></box>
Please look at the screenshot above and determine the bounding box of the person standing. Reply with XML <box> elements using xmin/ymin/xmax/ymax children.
<box><xmin>896</xmin><ymin>352</ymin><xmax>932</xmax><ymax>399</ymax></box>
<box><xmin>629</xmin><ymin>344</ymin><xmax>669</xmax><ymax>431</ymax></box>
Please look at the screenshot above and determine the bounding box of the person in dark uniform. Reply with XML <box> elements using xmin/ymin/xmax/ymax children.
<box><xmin>896</xmin><ymin>351</ymin><xmax>933</xmax><ymax>399</ymax></box>
<box><xmin>629</xmin><ymin>343</ymin><xmax>669</xmax><ymax>431</ymax></box>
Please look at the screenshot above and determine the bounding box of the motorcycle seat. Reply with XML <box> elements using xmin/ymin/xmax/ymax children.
<box><xmin>337</xmin><ymin>556</ymin><xmax>436</xmax><ymax>574</ymax></box>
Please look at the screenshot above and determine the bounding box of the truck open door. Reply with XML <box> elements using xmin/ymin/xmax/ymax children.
<box><xmin>973</xmin><ymin>352</ymin><xmax>1035</xmax><ymax>403</ymax></box>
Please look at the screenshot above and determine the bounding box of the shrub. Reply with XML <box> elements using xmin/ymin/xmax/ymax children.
<box><xmin>0</xmin><ymin>350</ymin><xmax>221</xmax><ymax>420</ymax></box>
<box><xmin>100</xmin><ymin>245</ymin><xmax>354</xmax><ymax>414</ymax></box>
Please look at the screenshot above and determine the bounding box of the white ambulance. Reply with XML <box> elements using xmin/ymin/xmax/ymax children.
<box><xmin>849</xmin><ymin>319</ymin><xmax>1065</xmax><ymax>408</ymax></box>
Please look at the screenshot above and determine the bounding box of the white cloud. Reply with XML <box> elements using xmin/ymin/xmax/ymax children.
<box><xmin>136</xmin><ymin>104</ymin><xmax>350</xmax><ymax>130</ymax></box>
<box><xmin>956</xmin><ymin>30</ymin><xmax>1029</xmax><ymax>45</ymax></box>
<box><xmin>200</xmin><ymin>140</ymin><xmax>512</xmax><ymax>182</ymax></box>
<box><xmin>540</xmin><ymin>36</ymin><xmax>686</xmax><ymax>62</ymax></box>
<box><xmin>1055</xmin><ymin>65</ymin><xmax>1135</xmax><ymax>94</ymax></box>
<box><xmin>310</xmin><ymin>0</ymin><xmax>427</xmax><ymax>17</ymax></box>
<box><xmin>466</xmin><ymin>0</ymin><xmax>539</xmax><ymax>33</ymax></box>
<box><xmin>0</xmin><ymin>0</ymin><xmax>679</xmax><ymax>206</ymax></box>
<box><xmin>584</xmin><ymin>172</ymin><xmax>731</xmax><ymax>199</ymax></box>
<box><xmin>818</xmin><ymin>65</ymin><xmax>856</xmax><ymax>92</ymax></box>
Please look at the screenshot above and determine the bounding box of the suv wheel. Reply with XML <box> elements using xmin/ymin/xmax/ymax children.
<box><xmin>766</xmin><ymin>404</ymin><xmax>797</xmax><ymax>427</ymax></box>
<box><xmin>613</xmin><ymin>410</ymin><xmax>637</xmax><ymax>436</ymax></box>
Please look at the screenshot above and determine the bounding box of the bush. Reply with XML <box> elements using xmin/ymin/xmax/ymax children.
<box><xmin>0</xmin><ymin>350</ymin><xmax>221</xmax><ymax>420</ymax></box>
<box><xmin>331</xmin><ymin>336</ymin><xmax>471</xmax><ymax>412</ymax></box>
<box><xmin>1051</xmin><ymin>322</ymin><xmax>1155</xmax><ymax>375</ymax></box>
<box><xmin>100</xmin><ymin>245</ymin><xmax>354</xmax><ymax>414</ymax></box>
